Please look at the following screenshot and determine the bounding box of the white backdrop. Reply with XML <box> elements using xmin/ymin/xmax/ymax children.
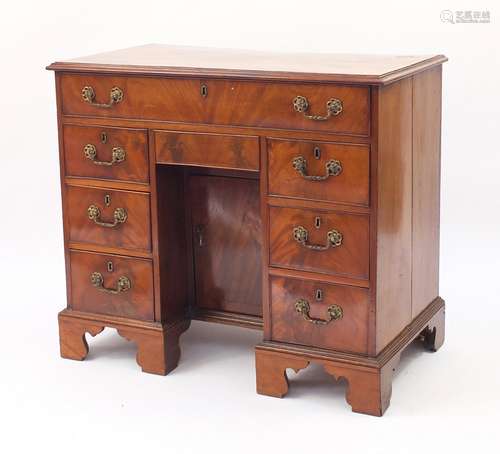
<box><xmin>1</xmin><ymin>1</ymin><xmax>499</xmax><ymax>453</ymax></box>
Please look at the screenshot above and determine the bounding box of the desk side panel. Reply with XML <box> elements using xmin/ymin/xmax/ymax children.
<box><xmin>411</xmin><ymin>67</ymin><xmax>442</xmax><ymax>317</ymax></box>
<box><xmin>375</xmin><ymin>78</ymin><xmax>413</xmax><ymax>354</ymax></box>
<box><xmin>54</xmin><ymin>73</ymin><xmax>73</xmax><ymax>309</ymax></box>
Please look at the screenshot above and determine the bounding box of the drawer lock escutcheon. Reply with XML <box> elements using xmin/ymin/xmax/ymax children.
<box><xmin>292</xmin><ymin>96</ymin><xmax>343</xmax><ymax>121</ymax></box>
<box><xmin>90</xmin><ymin>272</ymin><xmax>131</xmax><ymax>294</ymax></box>
<box><xmin>81</xmin><ymin>85</ymin><xmax>124</xmax><ymax>108</ymax></box>
<box><xmin>292</xmin><ymin>156</ymin><xmax>342</xmax><ymax>181</ymax></box>
<box><xmin>293</xmin><ymin>225</ymin><xmax>342</xmax><ymax>251</ymax></box>
<box><xmin>295</xmin><ymin>299</ymin><xmax>343</xmax><ymax>325</ymax></box>
<box><xmin>87</xmin><ymin>204</ymin><xmax>127</xmax><ymax>228</ymax></box>
<box><xmin>84</xmin><ymin>144</ymin><xmax>126</xmax><ymax>166</ymax></box>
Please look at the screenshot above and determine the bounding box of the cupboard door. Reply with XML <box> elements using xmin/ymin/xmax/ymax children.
<box><xmin>190</xmin><ymin>175</ymin><xmax>262</xmax><ymax>316</ymax></box>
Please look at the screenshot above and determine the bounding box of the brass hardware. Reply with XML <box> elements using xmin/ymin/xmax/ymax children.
<box><xmin>293</xmin><ymin>225</ymin><xmax>343</xmax><ymax>251</ymax></box>
<box><xmin>81</xmin><ymin>86</ymin><xmax>124</xmax><ymax>108</ymax></box>
<box><xmin>100</xmin><ymin>131</ymin><xmax>108</xmax><ymax>144</ymax></box>
<box><xmin>195</xmin><ymin>225</ymin><xmax>204</xmax><ymax>247</ymax></box>
<box><xmin>313</xmin><ymin>146</ymin><xmax>321</xmax><ymax>159</ymax></box>
<box><xmin>90</xmin><ymin>272</ymin><xmax>131</xmax><ymax>294</ymax></box>
<box><xmin>314</xmin><ymin>216</ymin><xmax>321</xmax><ymax>229</ymax></box>
<box><xmin>84</xmin><ymin>144</ymin><xmax>126</xmax><ymax>166</ymax></box>
<box><xmin>104</xmin><ymin>194</ymin><xmax>111</xmax><ymax>207</ymax></box>
<box><xmin>295</xmin><ymin>299</ymin><xmax>343</xmax><ymax>325</ymax></box>
<box><xmin>315</xmin><ymin>289</ymin><xmax>323</xmax><ymax>301</ymax></box>
<box><xmin>200</xmin><ymin>83</ymin><xmax>208</xmax><ymax>98</ymax></box>
<box><xmin>87</xmin><ymin>205</ymin><xmax>127</xmax><ymax>228</ymax></box>
<box><xmin>107</xmin><ymin>261</ymin><xmax>114</xmax><ymax>272</ymax></box>
<box><xmin>292</xmin><ymin>96</ymin><xmax>343</xmax><ymax>121</ymax></box>
<box><xmin>292</xmin><ymin>156</ymin><xmax>342</xmax><ymax>181</ymax></box>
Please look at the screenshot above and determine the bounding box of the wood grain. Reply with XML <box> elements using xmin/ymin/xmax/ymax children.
<box><xmin>60</xmin><ymin>114</ymin><xmax>371</xmax><ymax>144</ymax></box>
<box><xmin>63</xmin><ymin>124</ymin><xmax>149</xmax><ymax>183</ymax></box>
<box><xmin>58</xmin><ymin>309</ymin><xmax>190</xmax><ymax>375</ymax></box>
<box><xmin>269</xmin><ymin>206</ymin><xmax>370</xmax><ymax>279</ymax></box>
<box><xmin>411</xmin><ymin>66</ymin><xmax>442</xmax><ymax>317</ymax></box>
<box><xmin>373</xmin><ymin>78</ymin><xmax>413</xmax><ymax>353</ymax></box>
<box><xmin>190</xmin><ymin>175</ymin><xmax>262</xmax><ymax>316</ymax></box>
<box><xmin>153</xmin><ymin>164</ymin><xmax>190</xmax><ymax>323</ymax></box>
<box><xmin>66</xmin><ymin>184</ymin><xmax>151</xmax><ymax>253</ymax></box>
<box><xmin>69</xmin><ymin>250</ymin><xmax>154</xmax><ymax>320</ymax></box>
<box><xmin>256</xmin><ymin>297</ymin><xmax>445</xmax><ymax>416</ymax></box>
<box><xmin>267</xmin><ymin>138</ymin><xmax>369</xmax><ymax>205</ymax></box>
<box><xmin>49</xmin><ymin>48</ymin><xmax>446</xmax><ymax>411</ymax></box>
<box><xmin>59</xmin><ymin>74</ymin><xmax>370</xmax><ymax>135</ymax></box>
<box><xmin>48</xmin><ymin>44</ymin><xmax>447</xmax><ymax>85</ymax></box>
<box><xmin>270</xmin><ymin>276</ymin><xmax>369</xmax><ymax>353</ymax></box>
<box><xmin>155</xmin><ymin>130</ymin><xmax>259</xmax><ymax>171</ymax></box>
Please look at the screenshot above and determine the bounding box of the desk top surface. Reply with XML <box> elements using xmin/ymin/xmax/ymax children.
<box><xmin>47</xmin><ymin>44</ymin><xmax>446</xmax><ymax>85</ymax></box>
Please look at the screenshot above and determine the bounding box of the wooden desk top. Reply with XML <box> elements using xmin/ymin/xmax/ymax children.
<box><xmin>47</xmin><ymin>44</ymin><xmax>446</xmax><ymax>85</ymax></box>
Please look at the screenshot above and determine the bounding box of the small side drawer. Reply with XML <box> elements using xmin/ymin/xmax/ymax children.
<box><xmin>267</xmin><ymin>139</ymin><xmax>369</xmax><ymax>206</ymax></box>
<box><xmin>269</xmin><ymin>206</ymin><xmax>369</xmax><ymax>279</ymax></box>
<box><xmin>155</xmin><ymin>131</ymin><xmax>260</xmax><ymax>171</ymax></box>
<box><xmin>66</xmin><ymin>186</ymin><xmax>151</xmax><ymax>253</ymax></box>
<box><xmin>69</xmin><ymin>250</ymin><xmax>154</xmax><ymax>320</ymax></box>
<box><xmin>270</xmin><ymin>276</ymin><xmax>369</xmax><ymax>354</ymax></box>
<box><xmin>63</xmin><ymin>125</ymin><xmax>149</xmax><ymax>183</ymax></box>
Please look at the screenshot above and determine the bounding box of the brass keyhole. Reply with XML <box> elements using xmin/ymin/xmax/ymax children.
<box><xmin>104</xmin><ymin>194</ymin><xmax>111</xmax><ymax>206</ymax></box>
<box><xmin>100</xmin><ymin>131</ymin><xmax>108</xmax><ymax>144</ymax></box>
<box><xmin>314</xmin><ymin>216</ymin><xmax>321</xmax><ymax>229</ymax></box>
<box><xmin>200</xmin><ymin>84</ymin><xmax>208</xmax><ymax>98</ymax></box>
<box><xmin>314</xmin><ymin>146</ymin><xmax>321</xmax><ymax>159</ymax></box>
<box><xmin>315</xmin><ymin>289</ymin><xmax>323</xmax><ymax>301</ymax></box>
<box><xmin>195</xmin><ymin>225</ymin><xmax>204</xmax><ymax>247</ymax></box>
<box><xmin>107</xmin><ymin>261</ymin><xmax>114</xmax><ymax>272</ymax></box>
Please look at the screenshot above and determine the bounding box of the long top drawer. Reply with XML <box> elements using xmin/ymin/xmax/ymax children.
<box><xmin>60</xmin><ymin>74</ymin><xmax>370</xmax><ymax>136</ymax></box>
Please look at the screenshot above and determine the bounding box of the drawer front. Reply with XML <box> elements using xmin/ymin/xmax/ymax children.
<box><xmin>69</xmin><ymin>250</ymin><xmax>154</xmax><ymax>320</ymax></box>
<box><xmin>267</xmin><ymin>139</ymin><xmax>369</xmax><ymax>206</ymax></box>
<box><xmin>61</xmin><ymin>74</ymin><xmax>369</xmax><ymax>135</ymax></box>
<box><xmin>63</xmin><ymin>125</ymin><xmax>149</xmax><ymax>183</ymax></box>
<box><xmin>155</xmin><ymin>131</ymin><xmax>259</xmax><ymax>171</ymax></box>
<box><xmin>270</xmin><ymin>276</ymin><xmax>369</xmax><ymax>354</ymax></box>
<box><xmin>269</xmin><ymin>207</ymin><xmax>369</xmax><ymax>279</ymax></box>
<box><xmin>66</xmin><ymin>186</ymin><xmax>151</xmax><ymax>252</ymax></box>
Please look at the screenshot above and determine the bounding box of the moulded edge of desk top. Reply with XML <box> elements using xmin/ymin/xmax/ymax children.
<box><xmin>46</xmin><ymin>44</ymin><xmax>448</xmax><ymax>85</ymax></box>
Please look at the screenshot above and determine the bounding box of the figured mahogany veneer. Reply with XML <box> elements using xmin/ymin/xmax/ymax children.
<box><xmin>63</xmin><ymin>125</ymin><xmax>149</xmax><ymax>183</ymax></box>
<box><xmin>269</xmin><ymin>206</ymin><xmax>370</xmax><ymax>279</ymax></box>
<box><xmin>48</xmin><ymin>44</ymin><xmax>446</xmax><ymax>416</ymax></box>
<box><xmin>60</xmin><ymin>74</ymin><xmax>370</xmax><ymax>135</ymax></box>
<box><xmin>189</xmin><ymin>175</ymin><xmax>262</xmax><ymax>317</ymax></box>
<box><xmin>66</xmin><ymin>185</ymin><xmax>151</xmax><ymax>253</ymax></box>
<box><xmin>267</xmin><ymin>138</ymin><xmax>369</xmax><ymax>206</ymax></box>
<box><xmin>270</xmin><ymin>276</ymin><xmax>369</xmax><ymax>354</ymax></box>
<box><xmin>155</xmin><ymin>131</ymin><xmax>260</xmax><ymax>171</ymax></box>
<box><xmin>69</xmin><ymin>250</ymin><xmax>154</xmax><ymax>320</ymax></box>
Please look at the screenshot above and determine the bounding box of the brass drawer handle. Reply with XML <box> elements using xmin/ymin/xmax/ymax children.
<box><xmin>293</xmin><ymin>96</ymin><xmax>343</xmax><ymax>121</ymax></box>
<box><xmin>81</xmin><ymin>86</ymin><xmax>124</xmax><ymax>108</ymax></box>
<box><xmin>293</xmin><ymin>225</ymin><xmax>342</xmax><ymax>251</ymax></box>
<box><xmin>87</xmin><ymin>204</ymin><xmax>127</xmax><ymax>228</ymax></box>
<box><xmin>84</xmin><ymin>144</ymin><xmax>126</xmax><ymax>166</ymax></box>
<box><xmin>295</xmin><ymin>299</ymin><xmax>343</xmax><ymax>325</ymax></box>
<box><xmin>90</xmin><ymin>272</ymin><xmax>131</xmax><ymax>294</ymax></box>
<box><xmin>292</xmin><ymin>156</ymin><xmax>342</xmax><ymax>181</ymax></box>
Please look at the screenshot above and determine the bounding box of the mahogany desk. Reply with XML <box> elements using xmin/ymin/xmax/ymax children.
<box><xmin>47</xmin><ymin>45</ymin><xmax>447</xmax><ymax>416</ymax></box>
